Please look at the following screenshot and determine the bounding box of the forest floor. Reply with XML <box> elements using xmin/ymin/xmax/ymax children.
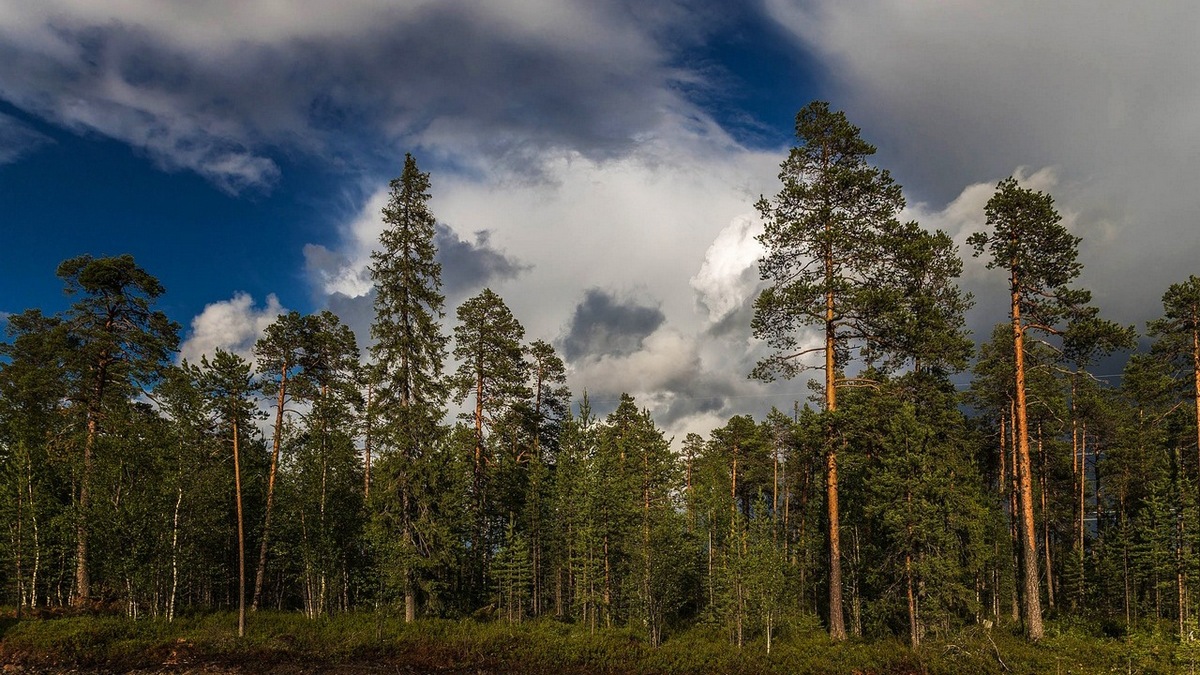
<box><xmin>0</xmin><ymin>609</ymin><xmax>1193</xmax><ymax>674</ymax></box>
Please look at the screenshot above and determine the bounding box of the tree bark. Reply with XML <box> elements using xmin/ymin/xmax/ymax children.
<box><xmin>1192</xmin><ymin>312</ymin><xmax>1200</xmax><ymax>516</ymax></box>
<box><xmin>1038</xmin><ymin>427</ymin><xmax>1055</xmax><ymax>610</ymax></box>
<box><xmin>232</xmin><ymin>418</ymin><xmax>246</xmax><ymax>638</ymax></box>
<box><xmin>74</xmin><ymin>411</ymin><xmax>98</xmax><ymax>607</ymax></box>
<box><xmin>1011</xmin><ymin>270</ymin><xmax>1044</xmax><ymax>640</ymax></box>
<box><xmin>252</xmin><ymin>365</ymin><xmax>290</xmax><ymax>611</ymax></box>
<box><xmin>825</xmin><ymin>270</ymin><xmax>846</xmax><ymax>641</ymax></box>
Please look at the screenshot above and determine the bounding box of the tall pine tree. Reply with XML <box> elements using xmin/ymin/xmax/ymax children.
<box><xmin>752</xmin><ymin>101</ymin><xmax>905</xmax><ymax>640</ymax></box>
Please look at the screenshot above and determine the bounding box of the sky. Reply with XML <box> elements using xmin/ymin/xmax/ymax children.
<box><xmin>2</xmin><ymin>1</ymin><xmax>1199</xmax><ymax>441</ymax></box>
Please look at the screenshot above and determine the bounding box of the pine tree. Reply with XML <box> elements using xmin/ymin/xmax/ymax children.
<box><xmin>752</xmin><ymin>101</ymin><xmax>905</xmax><ymax>640</ymax></box>
<box><xmin>56</xmin><ymin>255</ymin><xmax>179</xmax><ymax>607</ymax></box>
<box><xmin>451</xmin><ymin>288</ymin><xmax>528</xmax><ymax>565</ymax></box>
<box><xmin>195</xmin><ymin>348</ymin><xmax>259</xmax><ymax>638</ymax></box>
<box><xmin>251</xmin><ymin>310</ymin><xmax>312</xmax><ymax>611</ymax></box>
<box><xmin>298</xmin><ymin>310</ymin><xmax>363</xmax><ymax>617</ymax></box>
<box><xmin>968</xmin><ymin>177</ymin><xmax>1116</xmax><ymax>640</ymax></box>
<box><xmin>1148</xmin><ymin>276</ymin><xmax>1200</xmax><ymax>507</ymax></box>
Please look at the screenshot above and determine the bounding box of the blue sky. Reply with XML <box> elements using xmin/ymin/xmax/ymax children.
<box><xmin>3</xmin><ymin>1</ymin><xmax>1199</xmax><ymax>438</ymax></box>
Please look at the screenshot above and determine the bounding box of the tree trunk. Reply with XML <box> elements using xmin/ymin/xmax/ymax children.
<box><xmin>15</xmin><ymin>463</ymin><xmax>22</xmax><ymax>618</ymax></box>
<box><xmin>364</xmin><ymin>380</ymin><xmax>373</xmax><ymax>499</ymax></box>
<box><xmin>1174</xmin><ymin>442</ymin><xmax>1187</xmax><ymax>639</ymax></box>
<box><xmin>232</xmin><ymin>418</ymin><xmax>246</xmax><ymax>638</ymax></box>
<box><xmin>28</xmin><ymin>459</ymin><xmax>39</xmax><ymax>610</ymax></box>
<box><xmin>169</xmin><ymin>481</ymin><xmax>181</xmax><ymax>623</ymax></box>
<box><xmin>74</xmin><ymin>412</ymin><xmax>98</xmax><ymax>607</ymax></box>
<box><xmin>906</xmin><ymin>551</ymin><xmax>918</xmax><ymax>649</ymax></box>
<box><xmin>253</xmin><ymin>366</ymin><xmax>290</xmax><ymax>611</ymax></box>
<box><xmin>1038</xmin><ymin>427</ymin><xmax>1055</xmax><ymax>610</ymax></box>
<box><xmin>1193</xmin><ymin>312</ymin><xmax>1200</xmax><ymax>513</ymax></box>
<box><xmin>1011</xmin><ymin>272</ymin><xmax>1044</xmax><ymax>640</ymax></box>
<box><xmin>825</xmin><ymin>279</ymin><xmax>846</xmax><ymax>641</ymax></box>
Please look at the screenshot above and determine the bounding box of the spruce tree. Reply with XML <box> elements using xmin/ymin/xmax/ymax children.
<box><xmin>369</xmin><ymin>153</ymin><xmax>449</xmax><ymax>622</ymax></box>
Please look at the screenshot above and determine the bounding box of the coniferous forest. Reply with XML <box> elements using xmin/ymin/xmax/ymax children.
<box><xmin>4</xmin><ymin>101</ymin><xmax>1200</xmax><ymax>672</ymax></box>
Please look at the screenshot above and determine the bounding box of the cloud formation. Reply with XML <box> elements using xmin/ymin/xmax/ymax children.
<box><xmin>178</xmin><ymin>292</ymin><xmax>285</xmax><ymax>366</ymax></box>
<box><xmin>0</xmin><ymin>113</ymin><xmax>51</xmax><ymax>164</ymax></box>
<box><xmin>765</xmin><ymin>0</ymin><xmax>1200</xmax><ymax>333</ymax></box>
<box><xmin>560</xmin><ymin>289</ymin><xmax>665</xmax><ymax>361</ymax></box>
<box><xmin>690</xmin><ymin>215</ymin><xmax>764</xmax><ymax>323</ymax></box>
<box><xmin>0</xmin><ymin>0</ymin><xmax>718</xmax><ymax>191</ymax></box>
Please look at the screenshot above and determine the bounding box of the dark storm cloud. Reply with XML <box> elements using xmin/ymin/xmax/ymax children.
<box><xmin>325</xmin><ymin>289</ymin><xmax>377</xmax><ymax>349</ymax></box>
<box><xmin>766</xmin><ymin>1</ymin><xmax>1200</xmax><ymax>347</ymax></box>
<box><xmin>435</xmin><ymin>225</ymin><xmax>529</xmax><ymax>297</ymax></box>
<box><xmin>658</xmin><ymin>388</ymin><xmax>730</xmax><ymax>427</ymax></box>
<box><xmin>560</xmin><ymin>289</ymin><xmax>665</xmax><ymax>361</ymax></box>
<box><xmin>0</xmin><ymin>1</ymin><xmax>718</xmax><ymax>191</ymax></box>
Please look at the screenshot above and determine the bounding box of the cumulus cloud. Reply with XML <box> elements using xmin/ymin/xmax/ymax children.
<box><xmin>690</xmin><ymin>215</ymin><xmax>764</xmax><ymax>323</ymax></box>
<box><xmin>178</xmin><ymin>292</ymin><xmax>285</xmax><ymax>366</ymax></box>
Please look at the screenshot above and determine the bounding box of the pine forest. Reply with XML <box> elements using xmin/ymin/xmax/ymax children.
<box><xmin>4</xmin><ymin>101</ymin><xmax>1200</xmax><ymax>672</ymax></box>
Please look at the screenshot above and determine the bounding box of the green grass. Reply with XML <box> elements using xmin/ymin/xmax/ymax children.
<box><xmin>0</xmin><ymin>609</ymin><xmax>1193</xmax><ymax>673</ymax></box>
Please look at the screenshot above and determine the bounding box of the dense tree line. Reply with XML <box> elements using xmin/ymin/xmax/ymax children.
<box><xmin>2</xmin><ymin>105</ymin><xmax>1199</xmax><ymax>649</ymax></box>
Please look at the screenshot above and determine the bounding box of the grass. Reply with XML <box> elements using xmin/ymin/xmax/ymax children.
<box><xmin>0</xmin><ymin>609</ymin><xmax>1193</xmax><ymax>673</ymax></box>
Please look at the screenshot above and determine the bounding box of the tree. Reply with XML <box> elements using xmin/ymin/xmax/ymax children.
<box><xmin>752</xmin><ymin>101</ymin><xmax>906</xmax><ymax>640</ymax></box>
<box><xmin>251</xmin><ymin>311</ymin><xmax>311</xmax><ymax>611</ymax></box>
<box><xmin>523</xmin><ymin>339</ymin><xmax>570</xmax><ymax>616</ymax></box>
<box><xmin>0</xmin><ymin>310</ymin><xmax>70</xmax><ymax>615</ymax></box>
<box><xmin>526</xmin><ymin>340</ymin><xmax>570</xmax><ymax>461</ymax></box>
<box><xmin>296</xmin><ymin>310</ymin><xmax>362</xmax><ymax>616</ymax></box>
<box><xmin>153</xmin><ymin>364</ymin><xmax>216</xmax><ymax>622</ymax></box>
<box><xmin>369</xmin><ymin>153</ymin><xmax>449</xmax><ymax>622</ymax></box>
<box><xmin>967</xmin><ymin>177</ymin><xmax>1111</xmax><ymax>640</ymax></box>
<box><xmin>1148</xmin><ymin>276</ymin><xmax>1200</xmax><ymax>504</ymax></box>
<box><xmin>195</xmin><ymin>349</ymin><xmax>258</xmax><ymax>637</ymax></box>
<box><xmin>56</xmin><ymin>255</ymin><xmax>179</xmax><ymax>606</ymax></box>
<box><xmin>451</xmin><ymin>288</ymin><xmax>528</xmax><ymax>555</ymax></box>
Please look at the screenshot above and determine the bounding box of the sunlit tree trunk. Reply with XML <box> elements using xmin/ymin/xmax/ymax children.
<box><xmin>232</xmin><ymin>417</ymin><xmax>246</xmax><ymax>638</ymax></box>
<box><xmin>1011</xmin><ymin>272</ymin><xmax>1043</xmax><ymax>640</ymax></box>
<box><xmin>252</xmin><ymin>365</ymin><xmax>289</xmax><ymax>612</ymax></box>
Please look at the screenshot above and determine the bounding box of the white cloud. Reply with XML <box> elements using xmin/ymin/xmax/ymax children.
<box><xmin>0</xmin><ymin>113</ymin><xmax>51</xmax><ymax>164</ymax></box>
<box><xmin>308</xmin><ymin>139</ymin><xmax>785</xmax><ymax>440</ymax></box>
<box><xmin>178</xmin><ymin>292</ymin><xmax>285</xmax><ymax>367</ymax></box>
<box><xmin>690</xmin><ymin>215</ymin><xmax>764</xmax><ymax>323</ymax></box>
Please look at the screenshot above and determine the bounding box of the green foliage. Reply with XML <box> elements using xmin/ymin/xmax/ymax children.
<box><xmin>2</xmin><ymin>611</ymin><xmax>1194</xmax><ymax>674</ymax></box>
<box><xmin>751</xmin><ymin>100</ymin><xmax>906</xmax><ymax>383</ymax></box>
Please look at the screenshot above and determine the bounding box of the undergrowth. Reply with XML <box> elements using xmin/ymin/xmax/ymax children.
<box><xmin>0</xmin><ymin>609</ymin><xmax>1192</xmax><ymax>673</ymax></box>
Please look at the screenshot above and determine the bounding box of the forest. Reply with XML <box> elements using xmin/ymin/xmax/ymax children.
<box><xmin>2</xmin><ymin>101</ymin><xmax>1199</xmax><ymax>670</ymax></box>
